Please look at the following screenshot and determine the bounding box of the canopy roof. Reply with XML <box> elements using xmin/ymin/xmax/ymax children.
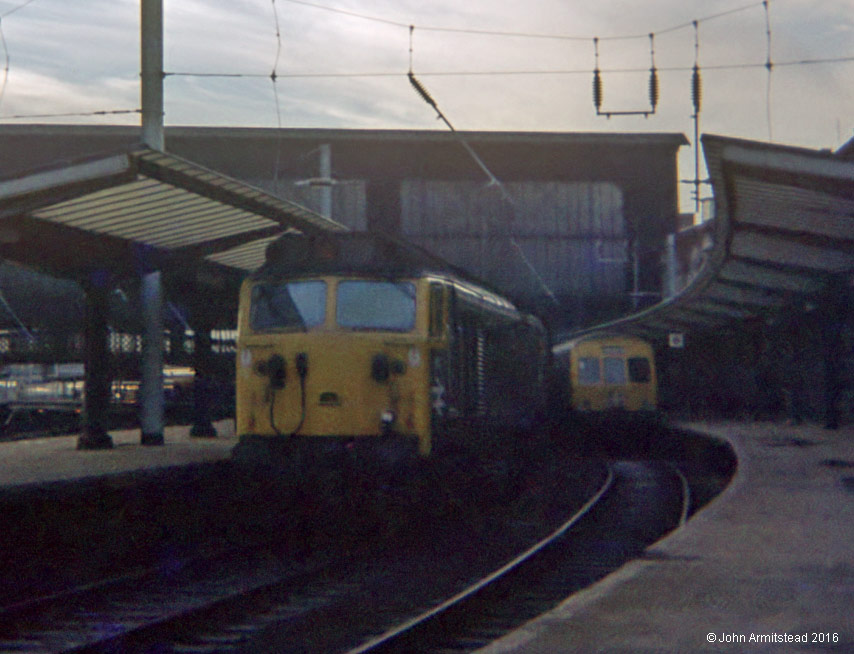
<box><xmin>562</xmin><ymin>134</ymin><xmax>854</xmax><ymax>344</ymax></box>
<box><xmin>0</xmin><ymin>146</ymin><xmax>347</xmax><ymax>286</ymax></box>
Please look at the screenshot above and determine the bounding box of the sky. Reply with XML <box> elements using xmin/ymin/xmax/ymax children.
<box><xmin>0</xmin><ymin>0</ymin><xmax>851</xmax><ymax>211</ymax></box>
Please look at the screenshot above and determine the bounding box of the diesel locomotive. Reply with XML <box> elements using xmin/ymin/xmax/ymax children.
<box><xmin>234</xmin><ymin>232</ymin><xmax>548</xmax><ymax>461</ymax></box>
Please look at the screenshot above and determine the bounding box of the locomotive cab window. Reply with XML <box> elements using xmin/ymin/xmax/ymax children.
<box><xmin>250</xmin><ymin>280</ymin><xmax>327</xmax><ymax>331</ymax></box>
<box><xmin>628</xmin><ymin>357</ymin><xmax>652</xmax><ymax>383</ymax></box>
<box><xmin>336</xmin><ymin>280</ymin><xmax>416</xmax><ymax>331</ymax></box>
<box><xmin>429</xmin><ymin>282</ymin><xmax>445</xmax><ymax>337</ymax></box>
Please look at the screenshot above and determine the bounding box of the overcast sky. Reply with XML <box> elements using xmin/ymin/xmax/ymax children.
<box><xmin>0</xmin><ymin>0</ymin><xmax>851</xmax><ymax>210</ymax></box>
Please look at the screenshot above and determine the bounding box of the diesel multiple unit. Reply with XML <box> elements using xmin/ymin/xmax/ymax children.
<box><xmin>552</xmin><ymin>332</ymin><xmax>657</xmax><ymax>413</ymax></box>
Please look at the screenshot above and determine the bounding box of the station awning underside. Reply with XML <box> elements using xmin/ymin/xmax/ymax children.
<box><xmin>0</xmin><ymin>147</ymin><xmax>347</xmax><ymax>298</ymax></box>
<box><xmin>571</xmin><ymin>133</ymin><xmax>854</xmax><ymax>344</ymax></box>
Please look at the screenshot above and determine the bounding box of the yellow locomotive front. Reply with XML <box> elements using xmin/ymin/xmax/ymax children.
<box><xmin>554</xmin><ymin>332</ymin><xmax>657</xmax><ymax>413</ymax></box>
<box><xmin>236</xmin><ymin>272</ymin><xmax>439</xmax><ymax>459</ymax></box>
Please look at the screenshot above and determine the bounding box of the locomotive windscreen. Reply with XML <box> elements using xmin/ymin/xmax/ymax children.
<box><xmin>336</xmin><ymin>280</ymin><xmax>416</xmax><ymax>331</ymax></box>
<box><xmin>250</xmin><ymin>280</ymin><xmax>327</xmax><ymax>331</ymax></box>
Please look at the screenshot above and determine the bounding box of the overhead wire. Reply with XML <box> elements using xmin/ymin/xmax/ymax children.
<box><xmin>0</xmin><ymin>0</ymin><xmax>140</xmax><ymax>122</ymax></box>
<box><xmin>0</xmin><ymin>0</ymin><xmax>39</xmax><ymax>18</ymax></box>
<box><xmin>691</xmin><ymin>20</ymin><xmax>703</xmax><ymax>213</ymax></box>
<box><xmin>763</xmin><ymin>0</ymin><xmax>774</xmax><ymax>141</ymax></box>
<box><xmin>0</xmin><ymin>0</ymin><xmax>41</xmax><ymax>113</ymax></box>
<box><xmin>159</xmin><ymin>0</ymin><xmax>843</xmax><ymax>88</ymax></box>
<box><xmin>270</xmin><ymin>0</ymin><xmax>285</xmax><ymax>189</ymax></box>
<box><xmin>408</xmin><ymin>69</ymin><xmax>560</xmax><ymax>306</ymax></box>
<box><xmin>164</xmin><ymin>56</ymin><xmax>854</xmax><ymax>81</ymax></box>
<box><xmin>0</xmin><ymin>19</ymin><xmax>9</xmax><ymax>112</ymax></box>
<box><xmin>592</xmin><ymin>32</ymin><xmax>660</xmax><ymax>117</ymax></box>
<box><xmin>653</xmin><ymin>1</ymin><xmax>766</xmax><ymax>36</ymax></box>
<box><xmin>0</xmin><ymin>0</ymin><xmax>844</xmax><ymax>145</ymax></box>
<box><xmin>282</xmin><ymin>0</ymin><xmax>408</xmax><ymax>29</ymax></box>
<box><xmin>1</xmin><ymin>108</ymin><xmax>139</xmax><ymax>120</ymax></box>
<box><xmin>279</xmin><ymin>0</ymin><xmax>764</xmax><ymax>42</ymax></box>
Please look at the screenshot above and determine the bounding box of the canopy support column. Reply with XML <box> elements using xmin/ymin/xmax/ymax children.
<box><xmin>77</xmin><ymin>276</ymin><xmax>114</xmax><ymax>450</ymax></box>
<box><xmin>140</xmin><ymin>271</ymin><xmax>165</xmax><ymax>445</ymax></box>
<box><xmin>190</xmin><ymin>319</ymin><xmax>217</xmax><ymax>438</ymax></box>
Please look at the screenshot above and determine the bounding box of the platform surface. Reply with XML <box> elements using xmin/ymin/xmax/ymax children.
<box><xmin>479</xmin><ymin>421</ymin><xmax>854</xmax><ymax>653</ymax></box>
<box><xmin>0</xmin><ymin>420</ymin><xmax>237</xmax><ymax>488</ymax></box>
<box><xmin>2</xmin><ymin>420</ymin><xmax>853</xmax><ymax>651</ymax></box>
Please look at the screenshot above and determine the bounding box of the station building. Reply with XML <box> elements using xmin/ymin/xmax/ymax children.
<box><xmin>0</xmin><ymin>125</ymin><xmax>688</xmax><ymax>333</ymax></box>
<box><xmin>2</xmin><ymin>125</ymin><xmax>850</xmax><ymax>428</ymax></box>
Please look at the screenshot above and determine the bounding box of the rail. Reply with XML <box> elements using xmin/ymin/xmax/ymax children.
<box><xmin>346</xmin><ymin>463</ymin><xmax>616</xmax><ymax>654</ymax></box>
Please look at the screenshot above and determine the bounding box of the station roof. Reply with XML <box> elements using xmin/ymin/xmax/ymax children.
<box><xmin>0</xmin><ymin>146</ymin><xmax>347</xmax><ymax>291</ymax></box>
<box><xmin>565</xmin><ymin>133</ymin><xmax>854</xmax><ymax>344</ymax></box>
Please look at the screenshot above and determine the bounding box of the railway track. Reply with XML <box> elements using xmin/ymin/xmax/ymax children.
<box><xmin>345</xmin><ymin>459</ymin><xmax>690</xmax><ymax>654</ymax></box>
<box><xmin>0</xmin><ymin>450</ymin><xmax>705</xmax><ymax>653</ymax></box>
<box><xmin>0</xmin><ymin>541</ymin><xmax>346</xmax><ymax>653</ymax></box>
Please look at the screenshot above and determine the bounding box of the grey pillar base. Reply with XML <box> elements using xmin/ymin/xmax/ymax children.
<box><xmin>141</xmin><ymin>431</ymin><xmax>165</xmax><ymax>446</ymax></box>
<box><xmin>77</xmin><ymin>429</ymin><xmax>114</xmax><ymax>450</ymax></box>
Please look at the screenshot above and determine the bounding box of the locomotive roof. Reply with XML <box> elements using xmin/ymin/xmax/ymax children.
<box><xmin>254</xmin><ymin>231</ymin><xmax>549</xmax><ymax>323</ymax></box>
<box><xmin>553</xmin><ymin>330</ymin><xmax>652</xmax><ymax>354</ymax></box>
<box><xmin>256</xmin><ymin>231</ymin><xmax>477</xmax><ymax>283</ymax></box>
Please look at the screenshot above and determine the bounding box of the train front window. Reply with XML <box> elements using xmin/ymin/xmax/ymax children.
<box><xmin>628</xmin><ymin>357</ymin><xmax>652</xmax><ymax>383</ymax></box>
<box><xmin>604</xmin><ymin>357</ymin><xmax>627</xmax><ymax>384</ymax></box>
<box><xmin>578</xmin><ymin>357</ymin><xmax>601</xmax><ymax>385</ymax></box>
<box><xmin>250</xmin><ymin>280</ymin><xmax>327</xmax><ymax>331</ymax></box>
<box><xmin>336</xmin><ymin>280</ymin><xmax>416</xmax><ymax>331</ymax></box>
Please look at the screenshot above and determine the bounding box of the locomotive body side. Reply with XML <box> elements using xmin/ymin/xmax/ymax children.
<box><xmin>429</xmin><ymin>279</ymin><xmax>549</xmax><ymax>452</ymax></box>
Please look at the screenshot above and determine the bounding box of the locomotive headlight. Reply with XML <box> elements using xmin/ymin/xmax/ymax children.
<box><xmin>380</xmin><ymin>410</ymin><xmax>395</xmax><ymax>434</ymax></box>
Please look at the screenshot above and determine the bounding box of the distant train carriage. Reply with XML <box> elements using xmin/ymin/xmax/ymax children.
<box><xmin>234</xmin><ymin>232</ymin><xmax>548</xmax><ymax>460</ymax></box>
<box><xmin>552</xmin><ymin>332</ymin><xmax>657</xmax><ymax>413</ymax></box>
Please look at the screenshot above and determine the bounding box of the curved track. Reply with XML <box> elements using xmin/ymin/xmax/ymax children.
<box><xmin>346</xmin><ymin>460</ymin><xmax>689</xmax><ymax>654</ymax></box>
<box><xmin>0</xmin><ymin>447</ymin><xmax>705</xmax><ymax>653</ymax></box>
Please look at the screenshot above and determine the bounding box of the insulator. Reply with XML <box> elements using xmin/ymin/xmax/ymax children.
<box><xmin>648</xmin><ymin>67</ymin><xmax>659</xmax><ymax>110</ymax></box>
<box><xmin>408</xmin><ymin>72</ymin><xmax>437</xmax><ymax>110</ymax></box>
<box><xmin>691</xmin><ymin>65</ymin><xmax>702</xmax><ymax>113</ymax></box>
<box><xmin>593</xmin><ymin>68</ymin><xmax>603</xmax><ymax>110</ymax></box>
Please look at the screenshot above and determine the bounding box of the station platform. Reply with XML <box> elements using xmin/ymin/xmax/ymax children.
<box><xmin>2</xmin><ymin>420</ymin><xmax>852</xmax><ymax>652</ymax></box>
<box><xmin>0</xmin><ymin>420</ymin><xmax>237</xmax><ymax>488</ymax></box>
<box><xmin>480</xmin><ymin>421</ymin><xmax>854</xmax><ymax>653</ymax></box>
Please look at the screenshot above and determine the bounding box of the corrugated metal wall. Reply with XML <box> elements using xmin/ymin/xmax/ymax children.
<box><xmin>246</xmin><ymin>177</ymin><xmax>368</xmax><ymax>231</ymax></box>
<box><xmin>400</xmin><ymin>180</ymin><xmax>628</xmax><ymax>300</ymax></box>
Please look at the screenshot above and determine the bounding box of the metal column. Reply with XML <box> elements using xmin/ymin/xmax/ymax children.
<box><xmin>318</xmin><ymin>144</ymin><xmax>333</xmax><ymax>219</ymax></box>
<box><xmin>139</xmin><ymin>271</ymin><xmax>164</xmax><ymax>445</ymax></box>
<box><xmin>141</xmin><ymin>0</ymin><xmax>164</xmax><ymax>151</ymax></box>
<box><xmin>139</xmin><ymin>0</ymin><xmax>165</xmax><ymax>445</ymax></box>
<box><xmin>77</xmin><ymin>277</ymin><xmax>114</xmax><ymax>450</ymax></box>
<box><xmin>189</xmin><ymin>317</ymin><xmax>216</xmax><ymax>438</ymax></box>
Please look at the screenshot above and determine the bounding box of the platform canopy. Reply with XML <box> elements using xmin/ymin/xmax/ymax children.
<box><xmin>565</xmin><ymin>133</ymin><xmax>854</xmax><ymax>344</ymax></box>
<box><xmin>0</xmin><ymin>146</ymin><xmax>347</xmax><ymax>302</ymax></box>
